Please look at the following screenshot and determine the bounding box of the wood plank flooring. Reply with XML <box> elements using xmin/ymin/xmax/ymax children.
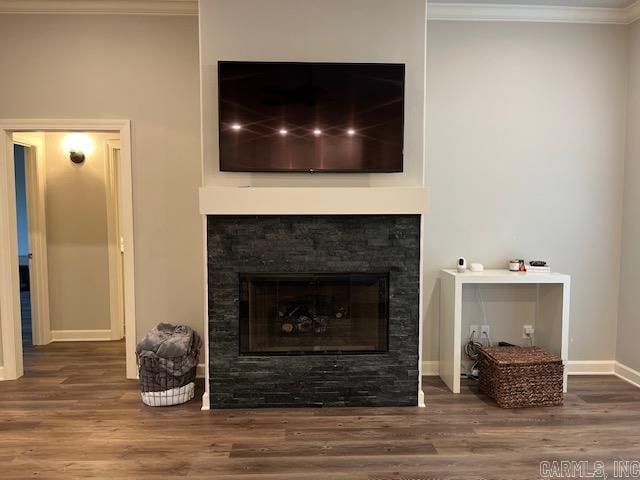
<box><xmin>1</xmin><ymin>341</ymin><xmax>639</xmax><ymax>479</ymax></box>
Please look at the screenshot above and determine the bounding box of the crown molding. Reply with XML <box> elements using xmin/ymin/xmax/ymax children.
<box><xmin>0</xmin><ymin>0</ymin><xmax>636</xmax><ymax>23</ymax></box>
<box><xmin>427</xmin><ymin>1</ymin><xmax>640</xmax><ymax>25</ymax></box>
<box><xmin>0</xmin><ymin>0</ymin><xmax>198</xmax><ymax>15</ymax></box>
<box><xmin>628</xmin><ymin>0</ymin><xmax>640</xmax><ymax>23</ymax></box>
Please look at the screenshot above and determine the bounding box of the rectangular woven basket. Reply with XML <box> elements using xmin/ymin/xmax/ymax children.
<box><xmin>478</xmin><ymin>346</ymin><xmax>564</xmax><ymax>408</ymax></box>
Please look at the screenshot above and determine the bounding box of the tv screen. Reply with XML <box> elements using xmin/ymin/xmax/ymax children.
<box><xmin>218</xmin><ymin>61</ymin><xmax>405</xmax><ymax>173</ymax></box>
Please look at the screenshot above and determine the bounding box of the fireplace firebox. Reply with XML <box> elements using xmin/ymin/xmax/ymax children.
<box><xmin>239</xmin><ymin>273</ymin><xmax>389</xmax><ymax>354</ymax></box>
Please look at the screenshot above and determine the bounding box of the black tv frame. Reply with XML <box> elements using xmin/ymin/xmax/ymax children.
<box><xmin>217</xmin><ymin>61</ymin><xmax>405</xmax><ymax>174</ymax></box>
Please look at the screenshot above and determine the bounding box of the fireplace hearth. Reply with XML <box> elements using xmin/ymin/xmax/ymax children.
<box><xmin>239</xmin><ymin>273</ymin><xmax>389</xmax><ymax>354</ymax></box>
<box><xmin>208</xmin><ymin>215</ymin><xmax>420</xmax><ymax>408</ymax></box>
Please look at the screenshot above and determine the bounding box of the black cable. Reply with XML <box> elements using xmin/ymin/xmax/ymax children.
<box><xmin>464</xmin><ymin>331</ymin><xmax>483</xmax><ymax>378</ymax></box>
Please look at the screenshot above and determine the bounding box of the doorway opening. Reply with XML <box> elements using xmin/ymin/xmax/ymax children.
<box><xmin>13</xmin><ymin>144</ymin><xmax>32</xmax><ymax>347</ymax></box>
<box><xmin>0</xmin><ymin>120</ymin><xmax>136</xmax><ymax>380</ymax></box>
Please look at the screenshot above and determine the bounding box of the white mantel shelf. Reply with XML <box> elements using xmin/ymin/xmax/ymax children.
<box><xmin>199</xmin><ymin>186</ymin><xmax>428</xmax><ymax>215</ymax></box>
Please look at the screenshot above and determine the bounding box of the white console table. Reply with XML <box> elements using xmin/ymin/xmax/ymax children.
<box><xmin>439</xmin><ymin>269</ymin><xmax>571</xmax><ymax>394</ymax></box>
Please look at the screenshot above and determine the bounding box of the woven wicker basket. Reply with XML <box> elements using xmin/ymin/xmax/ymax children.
<box><xmin>478</xmin><ymin>346</ymin><xmax>563</xmax><ymax>408</ymax></box>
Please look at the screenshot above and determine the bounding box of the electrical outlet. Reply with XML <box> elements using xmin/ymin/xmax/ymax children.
<box><xmin>480</xmin><ymin>325</ymin><xmax>490</xmax><ymax>338</ymax></box>
<box><xmin>469</xmin><ymin>325</ymin><xmax>479</xmax><ymax>338</ymax></box>
<box><xmin>523</xmin><ymin>325</ymin><xmax>535</xmax><ymax>338</ymax></box>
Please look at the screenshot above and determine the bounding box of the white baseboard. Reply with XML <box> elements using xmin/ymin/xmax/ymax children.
<box><xmin>198</xmin><ymin>364</ymin><xmax>209</xmax><ymax>410</ymax></box>
<box><xmin>201</xmin><ymin>391</ymin><xmax>210</xmax><ymax>411</ymax></box>
<box><xmin>418</xmin><ymin>389</ymin><xmax>425</xmax><ymax>407</ymax></box>
<box><xmin>614</xmin><ymin>362</ymin><xmax>640</xmax><ymax>389</ymax></box>
<box><xmin>50</xmin><ymin>329</ymin><xmax>112</xmax><ymax>342</ymax></box>
<box><xmin>422</xmin><ymin>360</ymin><xmax>440</xmax><ymax>376</ymax></box>
<box><xmin>566</xmin><ymin>360</ymin><xmax>616</xmax><ymax>375</ymax></box>
<box><xmin>422</xmin><ymin>359</ymin><xmax>636</xmax><ymax>379</ymax></box>
<box><xmin>0</xmin><ymin>366</ymin><xmax>5</xmax><ymax>381</ymax></box>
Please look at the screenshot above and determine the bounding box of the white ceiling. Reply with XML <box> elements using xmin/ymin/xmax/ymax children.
<box><xmin>429</xmin><ymin>0</ymin><xmax>636</xmax><ymax>8</ymax></box>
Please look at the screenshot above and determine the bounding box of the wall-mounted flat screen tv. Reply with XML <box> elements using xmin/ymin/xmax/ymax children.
<box><xmin>218</xmin><ymin>61</ymin><xmax>405</xmax><ymax>173</ymax></box>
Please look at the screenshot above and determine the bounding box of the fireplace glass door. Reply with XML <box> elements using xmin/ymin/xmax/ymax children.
<box><xmin>239</xmin><ymin>273</ymin><xmax>389</xmax><ymax>354</ymax></box>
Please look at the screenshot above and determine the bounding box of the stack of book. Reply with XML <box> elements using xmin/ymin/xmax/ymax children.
<box><xmin>526</xmin><ymin>264</ymin><xmax>551</xmax><ymax>273</ymax></box>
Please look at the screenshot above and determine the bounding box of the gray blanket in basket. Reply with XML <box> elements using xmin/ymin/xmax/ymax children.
<box><xmin>137</xmin><ymin>323</ymin><xmax>199</xmax><ymax>358</ymax></box>
<box><xmin>136</xmin><ymin>323</ymin><xmax>202</xmax><ymax>385</ymax></box>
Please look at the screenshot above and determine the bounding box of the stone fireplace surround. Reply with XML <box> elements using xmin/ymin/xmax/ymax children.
<box><xmin>207</xmin><ymin>214</ymin><xmax>421</xmax><ymax>408</ymax></box>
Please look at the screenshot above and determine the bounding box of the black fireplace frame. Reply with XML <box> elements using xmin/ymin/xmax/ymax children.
<box><xmin>207</xmin><ymin>214</ymin><xmax>420</xmax><ymax>408</ymax></box>
<box><xmin>237</xmin><ymin>271</ymin><xmax>390</xmax><ymax>356</ymax></box>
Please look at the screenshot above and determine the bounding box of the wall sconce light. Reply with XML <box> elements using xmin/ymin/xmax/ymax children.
<box><xmin>69</xmin><ymin>151</ymin><xmax>85</xmax><ymax>164</ymax></box>
<box><xmin>62</xmin><ymin>133</ymin><xmax>93</xmax><ymax>165</ymax></box>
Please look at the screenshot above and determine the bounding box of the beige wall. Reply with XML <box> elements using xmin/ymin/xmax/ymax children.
<box><xmin>0</xmin><ymin>14</ymin><xmax>203</xmax><ymax>358</ymax></box>
<box><xmin>200</xmin><ymin>0</ymin><xmax>426</xmax><ymax>188</ymax></box>
<box><xmin>617</xmin><ymin>20</ymin><xmax>640</xmax><ymax>371</ymax></box>
<box><xmin>425</xmin><ymin>21</ymin><xmax>628</xmax><ymax>362</ymax></box>
<box><xmin>1</xmin><ymin>11</ymin><xmax>636</xmax><ymax>372</ymax></box>
<box><xmin>44</xmin><ymin>132</ymin><xmax>113</xmax><ymax>332</ymax></box>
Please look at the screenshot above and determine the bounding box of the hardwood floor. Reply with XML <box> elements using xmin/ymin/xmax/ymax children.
<box><xmin>1</xmin><ymin>341</ymin><xmax>639</xmax><ymax>479</ymax></box>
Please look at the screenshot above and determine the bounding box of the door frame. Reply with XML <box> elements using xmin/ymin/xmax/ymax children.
<box><xmin>12</xmin><ymin>133</ymin><xmax>51</xmax><ymax>346</ymax></box>
<box><xmin>105</xmin><ymin>139</ymin><xmax>125</xmax><ymax>341</ymax></box>
<box><xmin>0</xmin><ymin>119</ymin><xmax>137</xmax><ymax>380</ymax></box>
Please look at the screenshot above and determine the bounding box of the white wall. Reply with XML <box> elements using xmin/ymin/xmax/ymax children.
<box><xmin>617</xmin><ymin>20</ymin><xmax>640</xmax><ymax>372</ymax></box>
<box><xmin>44</xmin><ymin>132</ymin><xmax>113</xmax><ymax>332</ymax></box>
<box><xmin>200</xmin><ymin>0</ymin><xmax>426</xmax><ymax>188</ymax></box>
<box><xmin>0</xmin><ymin>15</ymin><xmax>203</xmax><ymax>360</ymax></box>
<box><xmin>425</xmin><ymin>21</ymin><xmax>628</xmax><ymax>362</ymax></box>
